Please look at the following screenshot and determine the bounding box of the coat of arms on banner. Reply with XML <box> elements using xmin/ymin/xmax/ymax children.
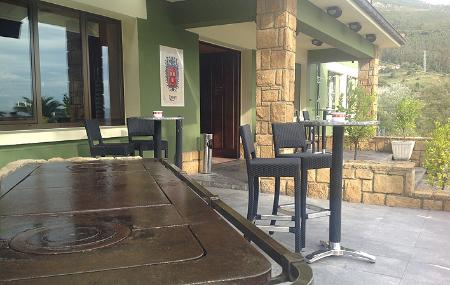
<box><xmin>160</xmin><ymin>46</ymin><xmax>184</xmax><ymax>107</ymax></box>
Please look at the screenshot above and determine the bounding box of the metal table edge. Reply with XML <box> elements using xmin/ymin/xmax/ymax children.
<box><xmin>160</xmin><ymin>159</ymin><xmax>314</xmax><ymax>285</ymax></box>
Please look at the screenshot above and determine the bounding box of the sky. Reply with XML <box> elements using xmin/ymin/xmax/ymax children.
<box><xmin>422</xmin><ymin>0</ymin><xmax>450</xmax><ymax>5</ymax></box>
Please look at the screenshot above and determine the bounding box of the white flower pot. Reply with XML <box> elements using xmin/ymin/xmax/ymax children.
<box><xmin>391</xmin><ymin>140</ymin><xmax>415</xmax><ymax>161</ymax></box>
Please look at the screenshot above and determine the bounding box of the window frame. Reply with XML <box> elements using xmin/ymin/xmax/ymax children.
<box><xmin>0</xmin><ymin>0</ymin><xmax>124</xmax><ymax>131</ymax></box>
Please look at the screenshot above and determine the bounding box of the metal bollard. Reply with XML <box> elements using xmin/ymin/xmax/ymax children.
<box><xmin>202</xmin><ymin>134</ymin><xmax>213</xmax><ymax>174</ymax></box>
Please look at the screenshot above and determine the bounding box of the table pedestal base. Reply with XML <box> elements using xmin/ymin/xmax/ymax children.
<box><xmin>305</xmin><ymin>241</ymin><xmax>376</xmax><ymax>264</ymax></box>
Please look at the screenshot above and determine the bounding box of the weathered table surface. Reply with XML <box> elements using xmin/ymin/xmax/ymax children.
<box><xmin>0</xmin><ymin>159</ymin><xmax>272</xmax><ymax>284</ymax></box>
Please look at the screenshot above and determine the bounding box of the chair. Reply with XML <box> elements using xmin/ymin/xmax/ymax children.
<box><xmin>272</xmin><ymin>122</ymin><xmax>332</xmax><ymax>249</ymax></box>
<box><xmin>240</xmin><ymin>124</ymin><xmax>304</xmax><ymax>252</ymax></box>
<box><xmin>85</xmin><ymin>119</ymin><xmax>134</xmax><ymax>157</ymax></box>
<box><xmin>127</xmin><ymin>117</ymin><xmax>168</xmax><ymax>158</ymax></box>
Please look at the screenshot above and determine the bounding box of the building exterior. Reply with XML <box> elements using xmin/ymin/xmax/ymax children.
<box><xmin>0</xmin><ymin>0</ymin><xmax>404</xmax><ymax>172</ymax></box>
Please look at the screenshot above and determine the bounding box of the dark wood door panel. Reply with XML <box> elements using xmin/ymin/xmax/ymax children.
<box><xmin>200</xmin><ymin>47</ymin><xmax>240</xmax><ymax>158</ymax></box>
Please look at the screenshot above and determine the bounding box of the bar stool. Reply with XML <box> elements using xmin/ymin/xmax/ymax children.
<box><xmin>272</xmin><ymin>122</ymin><xmax>332</xmax><ymax>249</ymax></box>
<box><xmin>240</xmin><ymin>124</ymin><xmax>304</xmax><ymax>252</ymax></box>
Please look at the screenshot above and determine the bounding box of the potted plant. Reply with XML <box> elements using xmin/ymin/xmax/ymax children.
<box><xmin>391</xmin><ymin>96</ymin><xmax>422</xmax><ymax>160</ymax></box>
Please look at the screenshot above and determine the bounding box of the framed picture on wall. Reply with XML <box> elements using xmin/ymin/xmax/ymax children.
<box><xmin>160</xmin><ymin>45</ymin><xmax>184</xmax><ymax>107</ymax></box>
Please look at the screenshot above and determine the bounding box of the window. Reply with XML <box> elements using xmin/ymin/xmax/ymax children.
<box><xmin>0</xmin><ymin>0</ymin><xmax>124</xmax><ymax>129</ymax></box>
<box><xmin>87</xmin><ymin>19</ymin><xmax>123</xmax><ymax>125</ymax></box>
<box><xmin>0</xmin><ymin>1</ymin><xmax>33</xmax><ymax>121</ymax></box>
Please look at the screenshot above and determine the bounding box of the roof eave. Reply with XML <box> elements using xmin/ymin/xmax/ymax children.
<box><xmin>352</xmin><ymin>0</ymin><xmax>406</xmax><ymax>46</ymax></box>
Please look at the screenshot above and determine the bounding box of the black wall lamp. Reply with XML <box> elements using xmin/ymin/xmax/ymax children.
<box><xmin>311</xmin><ymin>39</ymin><xmax>323</xmax><ymax>46</ymax></box>
<box><xmin>349</xmin><ymin>22</ymin><xmax>362</xmax><ymax>32</ymax></box>
<box><xmin>365</xmin><ymin>34</ymin><xmax>377</xmax><ymax>42</ymax></box>
<box><xmin>326</xmin><ymin>6</ymin><xmax>342</xmax><ymax>18</ymax></box>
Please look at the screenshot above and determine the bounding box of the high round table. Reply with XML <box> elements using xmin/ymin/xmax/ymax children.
<box><xmin>298</xmin><ymin>120</ymin><xmax>378</xmax><ymax>264</ymax></box>
<box><xmin>135</xmin><ymin>116</ymin><xmax>183</xmax><ymax>168</ymax></box>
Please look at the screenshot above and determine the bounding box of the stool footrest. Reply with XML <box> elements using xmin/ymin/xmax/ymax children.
<box><xmin>278</xmin><ymin>203</ymin><xmax>330</xmax><ymax>219</ymax></box>
<box><xmin>255</xmin><ymin>214</ymin><xmax>294</xmax><ymax>221</ymax></box>
<box><xmin>256</xmin><ymin>225</ymin><xmax>296</xmax><ymax>233</ymax></box>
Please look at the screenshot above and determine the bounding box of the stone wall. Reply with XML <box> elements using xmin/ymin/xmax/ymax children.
<box><xmin>182</xmin><ymin>151</ymin><xmax>202</xmax><ymax>174</ymax></box>
<box><xmin>258</xmin><ymin>160</ymin><xmax>450</xmax><ymax>211</ymax></box>
<box><xmin>255</xmin><ymin>0</ymin><xmax>297</xmax><ymax>158</ymax></box>
<box><xmin>358</xmin><ymin>50</ymin><xmax>379</xmax><ymax>118</ymax></box>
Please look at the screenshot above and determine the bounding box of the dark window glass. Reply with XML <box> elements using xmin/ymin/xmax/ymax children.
<box><xmin>38</xmin><ymin>8</ymin><xmax>83</xmax><ymax>124</ymax></box>
<box><xmin>0</xmin><ymin>1</ymin><xmax>124</xmax><ymax>129</ymax></box>
<box><xmin>87</xmin><ymin>19</ymin><xmax>123</xmax><ymax>125</ymax></box>
<box><xmin>0</xmin><ymin>1</ymin><xmax>33</xmax><ymax>120</ymax></box>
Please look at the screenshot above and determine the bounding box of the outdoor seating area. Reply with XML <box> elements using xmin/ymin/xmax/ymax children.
<box><xmin>1</xmin><ymin>0</ymin><xmax>449</xmax><ymax>284</ymax></box>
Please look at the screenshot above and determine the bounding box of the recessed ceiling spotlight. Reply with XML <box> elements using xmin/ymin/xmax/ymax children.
<box><xmin>326</xmin><ymin>6</ymin><xmax>342</xmax><ymax>18</ymax></box>
<box><xmin>349</xmin><ymin>22</ymin><xmax>362</xmax><ymax>32</ymax></box>
<box><xmin>311</xmin><ymin>39</ymin><xmax>323</xmax><ymax>46</ymax></box>
<box><xmin>365</xmin><ymin>34</ymin><xmax>377</xmax><ymax>42</ymax></box>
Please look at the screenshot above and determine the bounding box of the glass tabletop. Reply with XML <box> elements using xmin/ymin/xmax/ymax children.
<box><xmin>298</xmin><ymin>120</ymin><xmax>379</xmax><ymax>127</ymax></box>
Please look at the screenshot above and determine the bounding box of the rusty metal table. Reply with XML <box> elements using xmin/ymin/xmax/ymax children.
<box><xmin>0</xmin><ymin>159</ymin><xmax>313</xmax><ymax>284</ymax></box>
<box><xmin>298</xmin><ymin>120</ymin><xmax>378</xmax><ymax>264</ymax></box>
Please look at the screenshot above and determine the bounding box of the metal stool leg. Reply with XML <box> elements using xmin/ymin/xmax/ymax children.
<box><xmin>294</xmin><ymin>175</ymin><xmax>301</xmax><ymax>253</ymax></box>
<box><xmin>247</xmin><ymin>175</ymin><xmax>255</xmax><ymax>221</ymax></box>
<box><xmin>253</xmin><ymin>176</ymin><xmax>260</xmax><ymax>220</ymax></box>
<box><xmin>269</xmin><ymin>177</ymin><xmax>281</xmax><ymax>235</ymax></box>
<box><xmin>301</xmin><ymin>168</ymin><xmax>308</xmax><ymax>250</ymax></box>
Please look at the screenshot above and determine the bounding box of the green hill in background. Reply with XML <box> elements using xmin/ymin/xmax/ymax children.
<box><xmin>374</xmin><ymin>0</ymin><xmax>450</xmax><ymax>74</ymax></box>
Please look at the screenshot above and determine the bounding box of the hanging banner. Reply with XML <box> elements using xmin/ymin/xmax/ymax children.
<box><xmin>160</xmin><ymin>45</ymin><xmax>184</xmax><ymax>107</ymax></box>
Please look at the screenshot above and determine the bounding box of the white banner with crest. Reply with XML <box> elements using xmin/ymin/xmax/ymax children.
<box><xmin>160</xmin><ymin>45</ymin><xmax>184</xmax><ymax>107</ymax></box>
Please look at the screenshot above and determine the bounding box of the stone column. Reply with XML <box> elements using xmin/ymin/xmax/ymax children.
<box><xmin>255</xmin><ymin>0</ymin><xmax>297</xmax><ymax>158</ymax></box>
<box><xmin>358</xmin><ymin>49</ymin><xmax>380</xmax><ymax>119</ymax></box>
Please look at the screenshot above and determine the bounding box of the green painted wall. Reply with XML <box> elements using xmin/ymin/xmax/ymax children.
<box><xmin>137</xmin><ymin>0</ymin><xmax>201</xmax><ymax>162</ymax></box>
<box><xmin>0</xmin><ymin>138</ymin><xmax>127</xmax><ymax>168</ymax></box>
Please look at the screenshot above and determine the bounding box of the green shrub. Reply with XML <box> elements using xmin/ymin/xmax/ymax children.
<box><xmin>424</xmin><ymin>121</ymin><xmax>450</xmax><ymax>190</ymax></box>
<box><xmin>393</xmin><ymin>96</ymin><xmax>423</xmax><ymax>138</ymax></box>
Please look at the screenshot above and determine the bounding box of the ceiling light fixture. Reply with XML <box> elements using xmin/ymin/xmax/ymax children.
<box><xmin>326</xmin><ymin>6</ymin><xmax>342</xmax><ymax>18</ymax></box>
<box><xmin>311</xmin><ymin>39</ymin><xmax>323</xmax><ymax>46</ymax></box>
<box><xmin>365</xmin><ymin>34</ymin><xmax>377</xmax><ymax>42</ymax></box>
<box><xmin>349</xmin><ymin>22</ymin><xmax>362</xmax><ymax>32</ymax></box>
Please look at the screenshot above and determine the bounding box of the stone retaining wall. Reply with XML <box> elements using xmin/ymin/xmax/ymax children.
<box><xmin>259</xmin><ymin>160</ymin><xmax>450</xmax><ymax>211</ymax></box>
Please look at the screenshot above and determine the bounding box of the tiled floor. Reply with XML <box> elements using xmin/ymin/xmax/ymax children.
<box><xmin>205</xmin><ymin>187</ymin><xmax>450</xmax><ymax>285</ymax></box>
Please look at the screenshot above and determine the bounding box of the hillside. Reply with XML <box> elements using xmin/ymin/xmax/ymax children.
<box><xmin>374</xmin><ymin>0</ymin><xmax>450</xmax><ymax>74</ymax></box>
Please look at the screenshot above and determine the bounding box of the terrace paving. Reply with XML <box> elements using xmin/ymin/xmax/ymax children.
<box><xmin>206</xmin><ymin>186</ymin><xmax>450</xmax><ymax>285</ymax></box>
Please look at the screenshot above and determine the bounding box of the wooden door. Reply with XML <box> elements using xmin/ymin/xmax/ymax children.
<box><xmin>200</xmin><ymin>45</ymin><xmax>240</xmax><ymax>158</ymax></box>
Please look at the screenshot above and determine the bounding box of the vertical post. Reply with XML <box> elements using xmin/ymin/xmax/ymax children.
<box><xmin>329</xmin><ymin>126</ymin><xmax>344</xmax><ymax>243</ymax></box>
<box><xmin>175</xmin><ymin>119</ymin><xmax>183</xmax><ymax>169</ymax></box>
<box><xmin>255</xmin><ymin>0</ymin><xmax>297</xmax><ymax>158</ymax></box>
<box><xmin>154</xmin><ymin>120</ymin><xmax>162</xmax><ymax>159</ymax></box>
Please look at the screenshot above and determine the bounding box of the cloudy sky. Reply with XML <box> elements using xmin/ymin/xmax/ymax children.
<box><xmin>422</xmin><ymin>0</ymin><xmax>450</xmax><ymax>4</ymax></box>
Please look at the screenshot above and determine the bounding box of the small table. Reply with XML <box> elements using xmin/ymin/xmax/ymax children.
<box><xmin>137</xmin><ymin>116</ymin><xmax>183</xmax><ymax>168</ymax></box>
<box><xmin>299</xmin><ymin>120</ymin><xmax>378</xmax><ymax>264</ymax></box>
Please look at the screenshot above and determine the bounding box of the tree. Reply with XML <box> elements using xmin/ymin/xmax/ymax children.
<box><xmin>378</xmin><ymin>83</ymin><xmax>411</xmax><ymax>135</ymax></box>
<box><xmin>344</xmin><ymin>87</ymin><xmax>376</xmax><ymax>160</ymax></box>
<box><xmin>393</xmin><ymin>96</ymin><xmax>422</xmax><ymax>138</ymax></box>
<box><xmin>424</xmin><ymin>121</ymin><xmax>450</xmax><ymax>190</ymax></box>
